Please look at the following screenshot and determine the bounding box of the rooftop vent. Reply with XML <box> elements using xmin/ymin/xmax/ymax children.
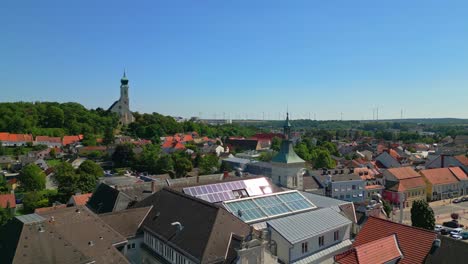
<box><xmin>88</xmin><ymin>241</ymin><xmax>94</xmax><ymax>247</ymax></box>
<box><xmin>171</xmin><ymin>222</ymin><xmax>184</xmax><ymax>232</ymax></box>
<box><xmin>38</xmin><ymin>226</ymin><xmax>45</xmax><ymax>233</ymax></box>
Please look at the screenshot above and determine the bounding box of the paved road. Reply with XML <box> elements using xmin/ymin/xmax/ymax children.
<box><xmin>390</xmin><ymin>199</ymin><xmax>468</xmax><ymax>226</ymax></box>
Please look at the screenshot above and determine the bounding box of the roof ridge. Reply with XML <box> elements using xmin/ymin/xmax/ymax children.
<box><xmin>162</xmin><ymin>187</ymin><xmax>221</xmax><ymax>209</ymax></box>
<box><xmin>367</xmin><ymin>216</ymin><xmax>437</xmax><ymax>235</ymax></box>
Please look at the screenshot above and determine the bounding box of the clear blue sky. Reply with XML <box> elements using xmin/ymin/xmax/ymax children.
<box><xmin>2</xmin><ymin>1</ymin><xmax>468</xmax><ymax>120</ymax></box>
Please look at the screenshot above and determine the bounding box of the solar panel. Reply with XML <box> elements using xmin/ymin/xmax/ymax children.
<box><xmin>223</xmin><ymin>191</ymin><xmax>316</xmax><ymax>223</ymax></box>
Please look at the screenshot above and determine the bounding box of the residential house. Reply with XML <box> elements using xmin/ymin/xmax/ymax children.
<box><xmin>222</xmin><ymin>156</ymin><xmax>253</xmax><ymax>171</ymax></box>
<box><xmin>68</xmin><ymin>193</ymin><xmax>93</xmax><ymax>206</ymax></box>
<box><xmin>425</xmin><ymin>235</ymin><xmax>468</xmax><ymax>264</ymax></box>
<box><xmin>382</xmin><ymin>167</ymin><xmax>426</xmax><ymax>207</ymax></box>
<box><xmin>133</xmin><ymin>188</ymin><xmax>251</xmax><ymax>264</ymax></box>
<box><xmin>62</xmin><ymin>135</ymin><xmax>83</xmax><ymax>146</ymax></box>
<box><xmin>425</xmin><ymin>154</ymin><xmax>468</xmax><ymax>174</ymax></box>
<box><xmin>420</xmin><ymin>167</ymin><xmax>467</xmax><ymax>200</ymax></box>
<box><xmin>267</xmin><ymin>207</ymin><xmax>352</xmax><ymax>263</ymax></box>
<box><xmin>0</xmin><ymin>193</ymin><xmax>16</xmax><ymax>213</ymax></box>
<box><xmin>0</xmin><ymin>133</ymin><xmax>33</xmax><ymax>146</ymax></box>
<box><xmin>375</xmin><ymin>151</ymin><xmax>401</xmax><ymax>169</ymax></box>
<box><xmin>100</xmin><ymin>206</ymin><xmax>153</xmax><ymax>264</ymax></box>
<box><xmin>354</xmin><ymin>167</ymin><xmax>384</xmax><ymax>200</ymax></box>
<box><xmin>34</xmin><ymin>136</ymin><xmax>62</xmax><ymax>148</ymax></box>
<box><xmin>311</xmin><ymin>169</ymin><xmax>366</xmax><ymax>202</ymax></box>
<box><xmin>0</xmin><ymin>206</ymin><xmax>129</xmax><ymax>264</ymax></box>
<box><xmin>335</xmin><ymin>216</ymin><xmax>438</xmax><ymax>264</ymax></box>
<box><xmin>225</xmin><ymin>138</ymin><xmax>261</xmax><ymax>152</ymax></box>
<box><xmin>0</xmin><ymin>155</ymin><xmax>15</xmax><ymax>169</ymax></box>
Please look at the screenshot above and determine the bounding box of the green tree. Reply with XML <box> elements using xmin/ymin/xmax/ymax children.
<box><xmin>133</xmin><ymin>144</ymin><xmax>161</xmax><ymax>173</ymax></box>
<box><xmin>0</xmin><ymin>205</ymin><xmax>13</xmax><ymax>226</ymax></box>
<box><xmin>78</xmin><ymin>160</ymin><xmax>104</xmax><ymax>177</ymax></box>
<box><xmin>382</xmin><ymin>199</ymin><xmax>392</xmax><ymax>218</ymax></box>
<box><xmin>156</xmin><ymin>155</ymin><xmax>174</xmax><ymax>174</ymax></box>
<box><xmin>199</xmin><ymin>155</ymin><xmax>219</xmax><ymax>175</ymax></box>
<box><xmin>271</xmin><ymin>137</ymin><xmax>282</xmax><ymax>151</ymax></box>
<box><xmin>112</xmin><ymin>144</ymin><xmax>135</xmax><ymax>167</ymax></box>
<box><xmin>410</xmin><ymin>200</ymin><xmax>435</xmax><ymax>230</ymax></box>
<box><xmin>295</xmin><ymin>143</ymin><xmax>312</xmax><ymax>161</ymax></box>
<box><xmin>82</xmin><ymin>133</ymin><xmax>97</xmax><ymax>146</ymax></box>
<box><xmin>103</xmin><ymin>127</ymin><xmax>114</xmax><ymax>145</ymax></box>
<box><xmin>258</xmin><ymin>151</ymin><xmax>277</xmax><ymax>162</ymax></box>
<box><xmin>174</xmin><ymin>157</ymin><xmax>193</xmax><ymax>178</ymax></box>
<box><xmin>45</xmin><ymin>106</ymin><xmax>65</xmax><ymax>128</ymax></box>
<box><xmin>22</xmin><ymin>191</ymin><xmax>49</xmax><ymax>213</ymax></box>
<box><xmin>311</xmin><ymin>149</ymin><xmax>336</xmax><ymax>169</ymax></box>
<box><xmin>54</xmin><ymin>162</ymin><xmax>79</xmax><ymax>200</ymax></box>
<box><xmin>19</xmin><ymin>164</ymin><xmax>46</xmax><ymax>192</ymax></box>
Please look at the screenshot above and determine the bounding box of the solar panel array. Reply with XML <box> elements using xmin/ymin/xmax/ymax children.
<box><xmin>223</xmin><ymin>191</ymin><xmax>316</xmax><ymax>223</ymax></box>
<box><xmin>182</xmin><ymin>178</ymin><xmax>273</xmax><ymax>203</ymax></box>
<box><xmin>183</xmin><ymin>181</ymin><xmax>247</xmax><ymax>203</ymax></box>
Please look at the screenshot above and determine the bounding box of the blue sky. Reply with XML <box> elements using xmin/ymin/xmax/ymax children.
<box><xmin>1</xmin><ymin>1</ymin><xmax>468</xmax><ymax>120</ymax></box>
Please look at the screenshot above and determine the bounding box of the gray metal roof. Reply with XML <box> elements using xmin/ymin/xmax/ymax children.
<box><xmin>267</xmin><ymin>208</ymin><xmax>352</xmax><ymax>244</ymax></box>
<box><xmin>222</xmin><ymin>157</ymin><xmax>253</xmax><ymax>164</ymax></box>
<box><xmin>16</xmin><ymin>214</ymin><xmax>45</xmax><ymax>224</ymax></box>
<box><xmin>300</xmin><ymin>191</ymin><xmax>350</xmax><ymax>208</ymax></box>
<box><xmin>292</xmin><ymin>239</ymin><xmax>352</xmax><ymax>264</ymax></box>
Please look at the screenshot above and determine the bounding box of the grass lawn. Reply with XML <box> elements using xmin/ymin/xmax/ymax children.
<box><xmin>46</xmin><ymin>159</ymin><xmax>62</xmax><ymax>167</ymax></box>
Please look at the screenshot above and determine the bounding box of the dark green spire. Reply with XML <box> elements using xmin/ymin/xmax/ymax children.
<box><xmin>283</xmin><ymin>112</ymin><xmax>291</xmax><ymax>139</ymax></box>
<box><xmin>121</xmin><ymin>70</ymin><xmax>129</xmax><ymax>85</ymax></box>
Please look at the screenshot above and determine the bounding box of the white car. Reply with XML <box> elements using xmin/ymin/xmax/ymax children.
<box><xmin>450</xmin><ymin>228</ymin><xmax>463</xmax><ymax>235</ymax></box>
<box><xmin>451</xmin><ymin>234</ymin><xmax>463</xmax><ymax>240</ymax></box>
<box><xmin>434</xmin><ymin>225</ymin><xmax>444</xmax><ymax>232</ymax></box>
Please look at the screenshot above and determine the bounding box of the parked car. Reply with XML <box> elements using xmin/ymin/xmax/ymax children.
<box><xmin>443</xmin><ymin>220</ymin><xmax>460</xmax><ymax>228</ymax></box>
<box><xmin>453</xmin><ymin>198</ymin><xmax>462</xmax><ymax>203</ymax></box>
<box><xmin>461</xmin><ymin>232</ymin><xmax>468</xmax><ymax>240</ymax></box>
<box><xmin>441</xmin><ymin>229</ymin><xmax>449</xmax><ymax>235</ymax></box>
<box><xmin>434</xmin><ymin>225</ymin><xmax>444</xmax><ymax>232</ymax></box>
<box><xmin>450</xmin><ymin>228</ymin><xmax>463</xmax><ymax>235</ymax></box>
<box><xmin>462</xmin><ymin>197</ymin><xmax>468</xmax><ymax>202</ymax></box>
<box><xmin>451</xmin><ymin>234</ymin><xmax>463</xmax><ymax>240</ymax></box>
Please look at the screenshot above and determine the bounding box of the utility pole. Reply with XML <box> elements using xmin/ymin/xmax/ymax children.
<box><xmin>340</xmin><ymin>112</ymin><xmax>343</xmax><ymax>121</ymax></box>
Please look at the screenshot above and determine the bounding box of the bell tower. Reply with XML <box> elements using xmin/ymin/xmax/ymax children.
<box><xmin>120</xmin><ymin>71</ymin><xmax>129</xmax><ymax>107</ymax></box>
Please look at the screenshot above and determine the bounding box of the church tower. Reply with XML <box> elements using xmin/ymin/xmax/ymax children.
<box><xmin>270</xmin><ymin>112</ymin><xmax>306</xmax><ymax>189</ymax></box>
<box><xmin>108</xmin><ymin>71</ymin><xmax>135</xmax><ymax>125</ymax></box>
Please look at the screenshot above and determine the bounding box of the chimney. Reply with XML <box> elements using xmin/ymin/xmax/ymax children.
<box><xmin>196</xmin><ymin>175</ymin><xmax>200</xmax><ymax>183</ymax></box>
<box><xmin>151</xmin><ymin>181</ymin><xmax>156</xmax><ymax>193</ymax></box>
<box><xmin>441</xmin><ymin>155</ymin><xmax>445</xmax><ymax>168</ymax></box>
<box><xmin>223</xmin><ymin>170</ymin><xmax>229</xmax><ymax>179</ymax></box>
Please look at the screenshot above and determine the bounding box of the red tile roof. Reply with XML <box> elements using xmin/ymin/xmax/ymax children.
<box><xmin>0</xmin><ymin>133</ymin><xmax>33</xmax><ymax>142</ymax></box>
<box><xmin>420</xmin><ymin>167</ymin><xmax>460</xmax><ymax>185</ymax></box>
<box><xmin>0</xmin><ymin>194</ymin><xmax>16</xmax><ymax>208</ymax></box>
<box><xmin>388</xmin><ymin>149</ymin><xmax>400</xmax><ymax>160</ymax></box>
<box><xmin>35</xmin><ymin>136</ymin><xmax>62</xmax><ymax>144</ymax></box>
<box><xmin>365</xmin><ymin>184</ymin><xmax>384</xmax><ymax>190</ymax></box>
<box><xmin>449</xmin><ymin>167</ymin><xmax>468</xmax><ymax>181</ymax></box>
<box><xmin>351</xmin><ymin>217</ymin><xmax>436</xmax><ymax>264</ymax></box>
<box><xmin>62</xmin><ymin>135</ymin><xmax>82</xmax><ymax>145</ymax></box>
<box><xmin>386</xmin><ymin>167</ymin><xmax>420</xmax><ymax>180</ymax></box>
<box><xmin>336</xmin><ymin>234</ymin><xmax>403</xmax><ymax>264</ymax></box>
<box><xmin>72</xmin><ymin>193</ymin><xmax>92</xmax><ymax>206</ymax></box>
<box><xmin>396</xmin><ymin>177</ymin><xmax>426</xmax><ymax>192</ymax></box>
<box><xmin>454</xmin><ymin>155</ymin><xmax>468</xmax><ymax>166</ymax></box>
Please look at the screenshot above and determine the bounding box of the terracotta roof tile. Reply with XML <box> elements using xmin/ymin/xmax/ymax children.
<box><xmin>386</xmin><ymin>167</ymin><xmax>420</xmax><ymax>180</ymax></box>
<box><xmin>420</xmin><ymin>168</ymin><xmax>460</xmax><ymax>185</ymax></box>
<box><xmin>72</xmin><ymin>193</ymin><xmax>92</xmax><ymax>206</ymax></box>
<box><xmin>396</xmin><ymin>177</ymin><xmax>426</xmax><ymax>192</ymax></box>
<box><xmin>0</xmin><ymin>194</ymin><xmax>16</xmax><ymax>208</ymax></box>
<box><xmin>449</xmin><ymin>167</ymin><xmax>468</xmax><ymax>181</ymax></box>
<box><xmin>353</xmin><ymin>217</ymin><xmax>436</xmax><ymax>264</ymax></box>
<box><xmin>454</xmin><ymin>155</ymin><xmax>468</xmax><ymax>166</ymax></box>
<box><xmin>63</xmin><ymin>135</ymin><xmax>82</xmax><ymax>145</ymax></box>
<box><xmin>336</xmin><ymin>234</ymin><xmax>403</xmax><ymax>264</ymax></box>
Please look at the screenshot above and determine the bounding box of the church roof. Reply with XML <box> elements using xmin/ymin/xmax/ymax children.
<box><xmin>271</xmin><ymin>140</ymin><xmax>305</xmax><ymax>164</ymax></box>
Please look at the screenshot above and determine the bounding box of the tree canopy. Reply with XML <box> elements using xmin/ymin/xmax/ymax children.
<box><xmin>19</xmin><ymin>164</ymin><xmax>46</xmax><ymax>192</ymax></box>
<box><xmin>410</xmin><ymin>200</ymin><xmax>435</xmax><ymax>230</ymax></box>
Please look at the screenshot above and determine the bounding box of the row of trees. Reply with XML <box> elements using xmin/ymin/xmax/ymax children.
<box><xmin>0</xmin><ymin>102</ymin><xmax>118</xmax><ymax>136</ymax></box>
<box><xmin>112</xmin><ymin>143</ymin><xmax>220</xmax><ymax>178</ymax></box>
<box><xmin>293</xmin><ymin>139</ymin><xmax>338</xmax><ymax>169</ymax></box>
<box><xmin>126</xmin><ymin>112</ymin><xmax>257</xmax><ymax>143</ymax></box>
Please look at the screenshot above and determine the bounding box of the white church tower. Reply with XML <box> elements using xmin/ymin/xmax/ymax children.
<box><xmin>109</xmin><ymin>71</ymin><xmax>135</xmax><ymax>125</ymax></box>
